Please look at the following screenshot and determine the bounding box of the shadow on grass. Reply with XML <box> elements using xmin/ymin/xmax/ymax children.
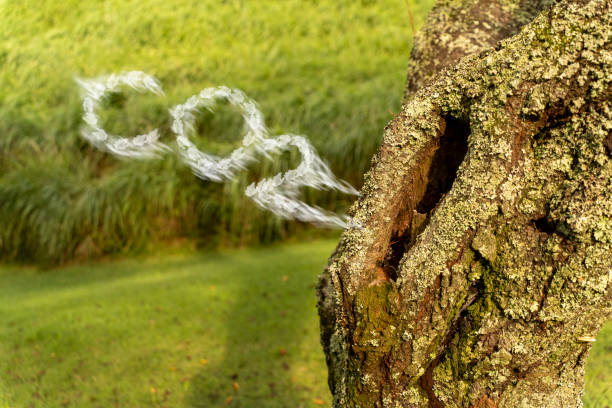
<box><xmin>0</xmin><ymin>240</ymin><xmax>334</xmax><ymax>407</ymax></box>
<box><xmin>185</xmin><ymin>245</ymin><xmax>330</xmax><ymax>408</ymax></box>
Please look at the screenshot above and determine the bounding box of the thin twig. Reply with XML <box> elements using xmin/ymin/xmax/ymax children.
<box><xmin>404</xmin><ymin>0</ymin><xmax>416</xmax><ymax>36</ymax></box>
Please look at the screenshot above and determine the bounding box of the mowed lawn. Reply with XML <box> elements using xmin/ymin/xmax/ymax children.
<box><xmin>0</xmin><ymin>240</ymin><xmax>338</xmax><ymax>408</ymax></box>
<box><xmin>0</xmin><ymin>240</ymin><xmax>610</xmax><ymax>408</ymax></box>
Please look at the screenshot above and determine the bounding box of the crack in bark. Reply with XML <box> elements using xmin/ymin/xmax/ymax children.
<box><xmin>416</xmin><ymin>117</ymin><xmax>470</xmax><ymax>214</ymax></box>
<box><xmin>420</xmin><ymin>284</ymin><xmax>481</xmax><ymax>407</ymax></box>
<box><xmin>380</xmin><ymin>116</ymin><xmax>470</xmax><ymax>283</ymax></box>
<box><xmin>537</xmin><ymin>265</ymin><xmax>557</xmax><ymax>314</ymax></box>
<box><xmin>604</xmin><ymin>130</ymin><xmax>612</xmax><ymax>156</ymax></box>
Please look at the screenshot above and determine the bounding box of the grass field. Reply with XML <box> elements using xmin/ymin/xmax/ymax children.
<box><xmin>0</xmin><ymin>240</ymin><xmax>337</xmax><ymax>408</ymax></box>
<box><xmin>0</xmin><ymin>0</ymin><xmax>435</xmax><ymax>263</ymax></box>
<box><xmin>0</xmin><ymin>240</ymin><xmax>610</xmax><ymax>408</ymax></box>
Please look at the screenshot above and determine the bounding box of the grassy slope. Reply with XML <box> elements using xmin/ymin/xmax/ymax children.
<box><xmin>0</xmin><ymin>0</ymin><xmax>435</xmax><ymax>262</ymax></box>
<box><xmin>0</xmin><ymin>240</ymin><xmax>610</xmax><ymax>407</ymax></box>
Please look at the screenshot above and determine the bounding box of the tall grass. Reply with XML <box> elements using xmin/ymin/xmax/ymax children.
<box><xmin>0</xmin><ymin>0</ymin><xmax>435</xmax><ymax>263</ymax></box>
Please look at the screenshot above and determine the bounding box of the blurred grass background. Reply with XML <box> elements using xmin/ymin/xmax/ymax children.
<box><xmin>0</xmin><ymin>0</ymin><xmax>435</xmax><ymax>264</ymax></box>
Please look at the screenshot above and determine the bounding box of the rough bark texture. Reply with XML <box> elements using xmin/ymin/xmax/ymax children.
<box><xmin>403</xmin><ymin>0</ymin><xmax>554</xmax><ymax>100</ymax></box>
<box><xmin>317</xmin><ymin>0</ymin><xmax>612</xmax><ymax>406</ymax></box>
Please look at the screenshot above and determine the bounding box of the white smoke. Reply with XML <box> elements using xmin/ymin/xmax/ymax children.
<box><xmin>77</xmin><ymin>71</ymin><xmax>360</xmax><ymax>229</ymax></box>
<box><xmin>77</xmin><ymin>72</ymin><xmax>169</xmax><ymax>159</ymax></box>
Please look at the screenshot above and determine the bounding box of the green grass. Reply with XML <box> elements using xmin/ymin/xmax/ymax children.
<box><xmin>1</xmin><ymin>239</ymin><xmax>610</xmax><ymax>407</ymax></box>
<box><xmin>0</xmin><ymin>239</ymin><xmax>339</xmax><ymax>408</ymax></box>
<box><xmin>584</xmin><ymin>322</ymin><xmax>612</xmax><ymax>407</ymax></box>
<box><xmin>0</xmin><ymin>0</ymin><xmax>435</xmax><ymax>263</ymax></box>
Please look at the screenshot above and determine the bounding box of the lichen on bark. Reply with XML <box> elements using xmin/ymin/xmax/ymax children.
<box><xmin>402</xmin><ymin>0</ymin><xmax>554</xmax><ymax>100</ymax></box>
<box><xmin>317</xmin><ymin>0</ymin><xmax>611</xmax><ymax>406</ymax></box>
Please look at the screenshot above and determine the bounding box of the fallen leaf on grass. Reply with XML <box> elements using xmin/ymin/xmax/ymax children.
<box><xmin>224</xmin><ymin>396</ymin><xmax>233</xmax><ymax>405</ymax></box>
<box><xmin>313</xmin><ymin>397</ymin><xmax>325</xmax><ymax>405</ymax></box>
<box><xmin>233</xmin><ymin>382</ymin><xmax>239</xmax><ymax>391</ymax></box>
<box><xmin>163</xmin><ymin>390</ymin><xmax>171</xmax><ymax>402</ymax></box>
<box><xmin>200</xmin><ymin>359</ymin><xmax>208</xmax><ymax>366</ymax></box>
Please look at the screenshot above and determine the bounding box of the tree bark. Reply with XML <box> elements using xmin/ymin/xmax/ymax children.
<box><xmin>317</xmin><ymin>0</ymin><xmax>611</xmax><ymax>407</ymax></box>
<box><xmin>402</xmin><ymin>0</ymin><xmax>554</xmax><ymax>100</ymax></box>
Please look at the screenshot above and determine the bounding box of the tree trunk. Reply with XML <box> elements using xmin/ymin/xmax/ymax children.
<box><xmin>402</xmin><ymin>0</ymin><xmax>554</xmax><ymax>100</ymax></box>
<box><xmin>317</xmin><ymin>0</ymin><xmax>611</xmax><ymax>407</ymax></box>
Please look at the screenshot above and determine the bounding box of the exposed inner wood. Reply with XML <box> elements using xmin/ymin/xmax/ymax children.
<box><xmin>379</xmin><ymin>116</ymin><xmax>470</xmax><ymax>282</ymax></box>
